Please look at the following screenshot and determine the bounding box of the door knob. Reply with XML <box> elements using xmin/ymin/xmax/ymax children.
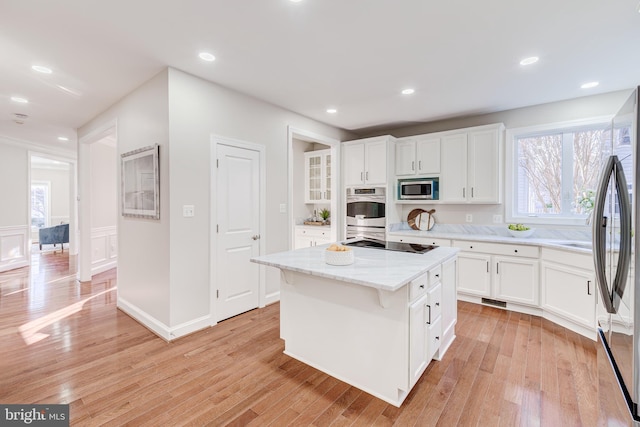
<box><xmin>251</xmin><ymin>234</ymin><xmax>260</xmax><ymax>240</ymax></box>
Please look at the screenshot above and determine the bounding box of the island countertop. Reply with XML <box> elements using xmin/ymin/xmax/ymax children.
<box><xmin>251</xmin><ymin>244</ymin><xmax>459</xmax><ymax>292</ymax></box>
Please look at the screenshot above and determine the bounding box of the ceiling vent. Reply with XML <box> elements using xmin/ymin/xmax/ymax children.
<box><xmin>13</xmin><ymin>113</ymin><xmax>28</xmax><ymax>124</ymax></box>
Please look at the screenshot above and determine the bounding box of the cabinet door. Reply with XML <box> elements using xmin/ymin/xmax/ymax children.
<box><xmin>440</xmin><ymin>257</ymin><xmax>457</xmax><ymax>358</ymax></box>
<box><xmin>324</xmin><ymin>152</ymin><xmax>331</xmax><ymax>201</ymax></box>
<box><xmin>294</xmin><ymin>234</ymin><xmax>314</xmax><ymax>249</ymax></box>
<box><xmin>395</xmin><ymin>139</ymin><xmax>416</xmax><ymax>176</ymax></box>
<box><xmin>440</xmin><ymin>133</ymin><xmax>467</xmax><ymax>202</ymax></box>
<box><xmin>457</xmin><ymin>252</ymin><xmax>491</xmax><ymax>297</ymax></box>
<box><xmin>409</xmin><ymin>294</ymin><xmax>428</xmax><ymax>387</ymax></box>
<box><xmin>416</xmin><ymin>137</ymin><xmax>440</xmax><ymax>175</ymax></box>
<box><xmin>493</xmin><ymin>256</ymin><xmax>539</xmax><ymax>306</ymax></box>
<box><xmin>468</xmin><ymin>128</ymin><xmax>501</xmax><ymax>203</ymax></box>
<box><xmin>364</xmin><ymin>140</ymin><xmax>387</xmax><ymax>185</ymax></box>
<box><xmin>541</xmin><ymin>261</ymin><xmax>595</xmax><ymax>329</ymax></box>
<box><xmin>343</xmin><ymin>143</ymin><xmax>365</xmax><ymax>186</ymax></box>
<box><xmin>304</xmin><ymin>152</ymin><xmax>323</xmax><ymax>203</ymax></box>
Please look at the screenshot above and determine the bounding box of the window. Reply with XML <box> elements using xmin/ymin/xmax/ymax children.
<box><xmin>507</xmin><ymin>119</ymin><xmax>632</xmax><ymax>224</ymax></box>
<box><xmin>31</xmin><ymin>182</ymin><xmax>50</xmax><ymax>229</ymax></box>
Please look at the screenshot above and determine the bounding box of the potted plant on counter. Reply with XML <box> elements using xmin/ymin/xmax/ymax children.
<box><xmin>320</xmin><ymin>208</ymin><xmax>330</xmax><ymax>225</ymax></box>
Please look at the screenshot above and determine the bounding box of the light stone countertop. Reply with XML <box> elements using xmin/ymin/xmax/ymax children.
<box><xmin>388</xmin><ymin>229</ymin><xmax>594</xmax><ymax>254</ymax></box>
<box><xmin>251</xmin><ymin>244</ymin><xmax>459</xmax><ymax>292</ymax></box>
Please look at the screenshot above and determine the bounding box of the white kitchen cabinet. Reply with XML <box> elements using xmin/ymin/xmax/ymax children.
<box><xmin>409</xmin><ymin>266</ymin><xmax>444</xmax><ymax>388</ymax></box>
<box><xmin>440</xmin><ymin>124</ymin><xmax>503</xmax><ymax>203</ymax></box>
<box><xmin>454</xmin><ymin>240</ymin><xmax>539</xmax><ymax>307</ymax></box>
<box><xmin>304</xmin><ymin>149</ymin><xmax>331</xmax><ymax>203</ymax></box>
<box><xmin>342</xmin><ymin>137</ymin><xmax>389</xmax><ymax>186</ymax></box>
<box><xmin>395</xmin><ymin>136</ymin><xmax>440</xmax><ymax>176</ymax></box>
<box><xmin>541</xmin><ymin>248</ymin><xmax>596</xmax><ymax>338</ymax></box>
<box><xmin>387</xmin><ymin>235</ymin><xmax>451</xmax><ymax>247</ymax></box>
<box><xmin>438</xmin><ymin>257</ymin><xmax>457</xmax><ymax>359</ymax></box>
<box><xmin>294</xmin><ymin>226</ymin><xmax>332</xmax><ymax>249</ymax></box>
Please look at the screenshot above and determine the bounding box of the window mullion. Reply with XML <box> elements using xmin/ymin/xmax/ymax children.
<box><xmin>561</xmin><ymin>132</ymin><xmax>574</xmax><ymax>215</ymax></box>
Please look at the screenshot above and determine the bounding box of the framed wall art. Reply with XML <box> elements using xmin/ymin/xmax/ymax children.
<box><xmin>121</xmin><ymin>144</ymin><xmax>160</xmax><ymax>219</ymax></box>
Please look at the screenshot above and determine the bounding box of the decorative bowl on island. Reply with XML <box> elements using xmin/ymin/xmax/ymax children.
<box><xmin>507</xmin><ymin>224</ymin><xmax>535</xmax><ymax>238</ymax></box>
<box><xmin>325</xmin><ymin>244</ymin><xmax>354</xmax><ymax>265</ymax></box>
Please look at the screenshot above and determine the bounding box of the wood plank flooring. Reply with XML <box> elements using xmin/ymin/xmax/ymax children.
<box><xmin>0</xmin><ymin>250</ymin><xmax>631</xmax><ymax>426</ymax></box>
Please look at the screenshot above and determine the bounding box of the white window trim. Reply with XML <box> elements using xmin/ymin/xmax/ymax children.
<box><xmin>505</xmin><ymin>115</ymin><xmax>613</xmax><ymax>226</ymax></box>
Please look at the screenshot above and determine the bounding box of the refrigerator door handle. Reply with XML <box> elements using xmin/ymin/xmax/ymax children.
<box><xmin>592</xmin><ymin>155</ymin><xmax>632</xmax><ymax>314</ymax></box>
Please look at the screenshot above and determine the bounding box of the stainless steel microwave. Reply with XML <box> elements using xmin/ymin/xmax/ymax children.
<box><xmin>398</xmin><ymin>178</ymin><xmax>439</xmax><ymax>200</ymax></box>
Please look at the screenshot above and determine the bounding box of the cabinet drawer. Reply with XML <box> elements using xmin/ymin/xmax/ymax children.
<box><xmin>453</xmin><ymin>240</ymin><xmax>538</xmax><ymax>258</ymax></box>
<box><xmin>409</xmin><ymin>273</ymin><xmax>428</xmax><ymax>301</ymax></box>
<box><xmin>388</xmin><ymin>235</ymin><xmax>451</xmax><ymax>247</ymax></box>
<box><xmin>427</xmin><ymin>282</ymin><xmax>442</xmax><ymax>322</ymax></box>
<box><xmin>427</xmin><ymin>317</ymin><xmax>442</xmax><ymax>361</ymax></box>
<box><xmin>295</xmin><ymin>226</ymin><xmax>330</xmax><ymax>238</ymax></box>
<box><xmin>429</xmin><ymin>264</ymin><xmax>442</xmax><ymax>285</ymax></box>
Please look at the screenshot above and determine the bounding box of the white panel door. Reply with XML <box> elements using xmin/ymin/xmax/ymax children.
<box><xmin>216</xmin><ymin>144</ymin><xmax>260</xmax><ymax>321</ymax></box>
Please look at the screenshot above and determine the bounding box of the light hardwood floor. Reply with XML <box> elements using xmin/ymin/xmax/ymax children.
<box><xmin>0</xmin><ymin>250</ymin><xmax>631</xmax><ymax>426</ymax></box>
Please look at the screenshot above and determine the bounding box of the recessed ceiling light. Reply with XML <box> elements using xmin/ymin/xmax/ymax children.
<box><xmin>198</xmin><ymin>52</ymin><xmax>216</xmax><ymax>62</ymax></box>
<box><xmin>581</xmin><ymin>81</ymin><xmax>599</xmax><ymax>89</ymax></box>
<box><xmin>401</xmin><ymin>88</ymin><xmax>415</xmax><ymax>95</ymax></box>
<box><xmin>519</xmin><ymin>56</ymin><xmax>539</xmax><ymax>66</ymax></box>
<box><xmin>32</xmin><ymin>65</ymin><xmax>52</xmax><ymax>74</ymax></box>
<box><xmin>57</xmin><ymin>136</ymin><xmax>69</xmax><ymax>142</ymax></box>
<box><xmin>10</xmin><ymin>96</ymin><xmax>28</xmax><ymax>103</ymax></box>
<box><xmin>326</xmin><ymin>108</ymin><xmax>337</xmax><ymax>114</ymax></box>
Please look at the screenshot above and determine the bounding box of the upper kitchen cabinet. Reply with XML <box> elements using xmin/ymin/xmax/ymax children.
<box><xmin>440</xmin><ymin>123</ymin><xmax>504</xmax><ymax>204</ymax></box>
<box><xmin>395</xmin><ymin>135</ymin><xmax>440</xmax><ymax>176</ymax></box>
<box><xmin>304</xmin><ymin>149</ymin><xmax>331</xmax><ymax>203</ymax></box>
<box><xmin>342</xmin><ymin>136</ymin><xmax>393</xmax><ymax>187</ymax></box>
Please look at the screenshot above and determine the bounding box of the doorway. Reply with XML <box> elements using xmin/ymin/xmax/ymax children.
<box><xmin>77</xmin><ymin>121</ymin><xmax>118</xmax><ymax>282</ymax></box>
<box><xmin>211</xmin><ymin>136</ymin><xmax>265</xmax><ymax>322</ymax></box>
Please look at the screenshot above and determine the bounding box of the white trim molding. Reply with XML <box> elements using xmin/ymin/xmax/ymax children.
<box><xmin>117</xmin><ymin>297</ymin><xmax>212</xmax><ymax>341</ymax></box>
<box><xmin>91</xmin><ymin>226</ymin><xmax>117</xmax><ymax>276</ymax></box>
<box><xmin>0</xmin><ymin>225</ymin><xmax>30</xmax><ymax>272</ymax></box>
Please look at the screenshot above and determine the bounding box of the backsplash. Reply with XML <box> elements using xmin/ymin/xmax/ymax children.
<box><xmin>389</xmin><ymin>222</ymin><xmax>592</xmax><ymax>241</ymax></box>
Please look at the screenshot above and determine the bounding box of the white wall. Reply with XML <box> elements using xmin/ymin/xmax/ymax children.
<box><xmin>78</xmin><ymin>67</ymin><xmax>353</xmax><ymax>338</ymax></box>
<box><xmin>369</xmin><ymin>89</ymin><xmax>634</xmax><ymax>226</ymax></box>
<box><xmin>78</xmin><ymin>69</ymin><xmax>170</xmax><ymax>328</ymax></box>
<box><xmin>0</xmin><ymin>143</ymin><xmax>28</xmax><ymax>227</ymax></box>
<box><xmin>90</xmin><ymin>141</ymin><xmax>117</xmax><ymax>228</ymax></box>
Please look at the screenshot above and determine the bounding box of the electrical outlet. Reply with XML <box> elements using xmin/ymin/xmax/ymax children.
<box><xmin>183</xmin><ymin>205</ymin><xmax>195</xmax><ymax>217</ymax></box>
<box><xmin>279</xmin><ymin>203</ymin><xmax>287</xmax><ymax>213</ymax></box>
<box><xmin>465</xmin><ymin>214</ymin><xmax>473</xmax><ymax>223</ymax></box>
<box><xmin>493</xmin><ymin>214</ymin><xmax>503</xmax><ymax>223</ymax></box>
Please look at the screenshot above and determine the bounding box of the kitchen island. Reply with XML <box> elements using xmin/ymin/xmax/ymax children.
<box><xmin>251</xmin><ymin>243</ymin><xmax>459</xmax><ymax>406</ymax></box>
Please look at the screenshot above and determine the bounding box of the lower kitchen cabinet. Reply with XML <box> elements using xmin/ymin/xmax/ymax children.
<box><xmin>541</xmin><ymin>248</ymin><xmax>596</xmax><ymax>339</ymax></box>
<box><xmin>439</xmin><ymin>256</ymin><xmax>457</xmax><ymax>358</ymax></box>
<box><xmin>294</xmin><ymin>226</ymin><xmax>332</xmax><ymax>249</ymax></box>
<box><xmin>453</xmin><ymin>240</ymin><xmax>539</xmax><ymax>308</ymax></box>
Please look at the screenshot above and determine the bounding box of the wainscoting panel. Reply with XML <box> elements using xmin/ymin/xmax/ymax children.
<box><xmin>0</xmin><ymin>225</ymin><xmax>29</xmax><ymax>272</ymax></box>
<box><xmin>91</xmin><ymin>226</ymin><xmax>117</xmax><ymax>276</ymax></box>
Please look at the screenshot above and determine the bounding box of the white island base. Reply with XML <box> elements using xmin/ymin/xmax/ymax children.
<box><xmin>280</xmin><ymin>270</ymin><xmax>413</xmax><ymax>406</ymax></box>
<box><xmin>259</xmin><ymin>244</ymin><xmax>458</xmax><ymax>407</ymax></box>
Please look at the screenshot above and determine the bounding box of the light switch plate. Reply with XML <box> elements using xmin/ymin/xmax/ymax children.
<box><xmin>279</xmin><ymin>203</ymin><xmax>287</xmax><ymax>213</ymax></box>
<box><xmin>465</xmin><ymin>214</ymin><xmax>473</xmax><ymax>223</ymax></box>
<box><xmin>183</xmin><ymin>205</ymin><xmax>195</xmax><ymax>217</ymax></box>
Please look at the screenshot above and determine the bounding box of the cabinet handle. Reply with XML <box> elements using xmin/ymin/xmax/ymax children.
<box><xmin>426</xmin><ymin>304</ymin><xmax>432</xmax><ymax>324</ymax></box>
<box><xmin>471</xmin><ymin>187</ymin><xmax>474</xmax><ymax>198</ymax></box>
<box><xmin>496</xmin><ymin>263</ymin><xmax>499</xmax><ymax>274</ymax></box>
<box><xmin>486</xmin><ymin>261</ymin><xmax>489</xmax><ymax>272</ymax></box>
<box><xmin>418</xmin><ymin>160</ymin><xmax>422</xmax><ymax>170</ymax></box>
<box><xmin>366</xmin><ymin>171</ymin><xmax>369</xmax><ymax>181</ymax></box>
<box><xmin>435</xmin><ymin>274</ymin><xmax>440</xmax><ymax>278</ymax></box>
<box><xmin>436</xmin><ymin>302</ymin><xmax>440</xmax><ymax>306</ymax></box>
<box><xmin>360</xmin><ymin>172</ymin><xmax>363</xmax><ymax>181</ymax></box>
<box><xmin>514</xmin><ymin>249</ymin><xmax>518</xmax><ymax>253</ymax></box>
<box><xmin>587</xmin><ymin>280</ymin><xmax>592</xmax><ymax>295</ymax></box>
<box><xmin>412</xmin><ymin>161</ymin><xmax>415</xmax><ymax>171</ymax></box>
<box><xmin>435</xmin><ymin>336</ymin><xmax>440</xmax><ymax>341</ymax></box>
<box><xmin>419</xmin><ymin>284</ymin><xmax>424</xmax><ymax>289</ymax></box>
<box><xmin>463</xmin><ymin>188</ymin><xmax>466</xmax><ymax>198</ymax></box>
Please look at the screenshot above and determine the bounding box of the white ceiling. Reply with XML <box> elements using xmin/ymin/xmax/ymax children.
<box><xmin>1</xmin><ymin>0</ymin><xmax>639</xmax><ymax>148</ymax></box>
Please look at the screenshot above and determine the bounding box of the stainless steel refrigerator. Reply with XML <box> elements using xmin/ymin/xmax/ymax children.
<box><xmin>595</xmin><ymin>87</ymin><xmax>639</xmax><ymax>425</ymax></box>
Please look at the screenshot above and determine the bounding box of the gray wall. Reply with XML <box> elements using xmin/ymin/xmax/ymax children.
<box><xmin>0</xmin><ymin>143</ymin><xmax>28</xmax><ymax>227</ymax></box>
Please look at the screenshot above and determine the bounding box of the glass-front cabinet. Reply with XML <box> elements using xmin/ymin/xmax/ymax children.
<box><xmin>304</xmin><ymin>149</ymin><xmax>331</xmax><ymax>203</ymax></box>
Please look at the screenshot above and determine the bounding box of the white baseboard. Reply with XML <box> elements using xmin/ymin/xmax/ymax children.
<box><xmin>0</xmin><ymin>225</ymin><xmax>29</xmax><ymax>273</ymax></box>
<box><xmin>264</xmin><ymin>290</ymin><xmax>280</xmax><ymax>306</ymax></box>
<box><xmin>92</xmin><ymin>261</ymin><xmax>117</xmax><ymax>276</ymax></box>
<box><xmin>117</xmin><ymin>297</ymin><xmax>211</xmax><ymax>341</ymax></box>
